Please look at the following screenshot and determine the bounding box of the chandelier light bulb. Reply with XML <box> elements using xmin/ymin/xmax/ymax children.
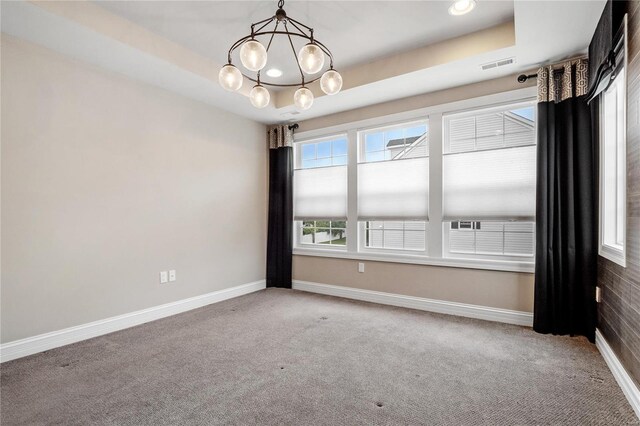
<box><xmin>218</xmin><ymin>64</ymin><xmax>243</xmax><ymax>92</ymax></box>
<box><xmin>448</xmin><ymin>0</ymin><xmax>476</xmax><ymax>16</ymax></box>
<box><xmin>298</xmin><ymin>43</ymin><xmax>325</xmax><ymax>75</ymax></box>
<box><xmin>294</xmin><ymin>87</ymin><xmax>314</xmax><ymax>110</ymax></box>
<box><xmin>320</xmin><ymin>69</ymin><xmax>343</xmax><ymax>95</ymax></box>
<box><xmin>249</xmin><ymin>85</ymin><xmax>270</xmax><ymax>108</ymax></box>
<box><xmin>240</xmin><ymin>40</ymin><xmax>268</xmax><ymax>72</ymax></box>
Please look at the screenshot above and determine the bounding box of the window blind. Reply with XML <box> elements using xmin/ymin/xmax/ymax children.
<box><xmin>358</xmin><ymin>157</ymin><xmax>429</xmax><ymax>220</ymax></box>
<box><xmin>442</xmin><ymin>145</ymin><xmax>536</xmax><ymax>220</ymax></box>
<box><xmin>448</xmin><ymin>222</ymin><xmax>535</xmax><ymax>256</ymax></box>
<box><xmin>294</xmin><ymin>166</ymin><xmax>347</xmax><ymax>220</ymax></box>
<box><xmin>443</xmin><ymin>105</ymin><xmax>536</xmax><ymax>221</ymax></box>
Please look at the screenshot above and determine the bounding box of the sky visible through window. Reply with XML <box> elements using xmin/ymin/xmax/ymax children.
<box><xmin>511</xmin><ymin>107</ymin><xmax>534</xmax><ymax>122</ymax></box>
<box><xmin>301</xmin><ymin>137</ymin><xmax>347</xmax><ymax>169</ymax></box>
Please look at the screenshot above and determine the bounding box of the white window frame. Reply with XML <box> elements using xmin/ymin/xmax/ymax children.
<box><xmin>598</xmin><ymin>26</ymin><xmax>627</xmax><ymax>268</ymax></box>
<box><xmin>292</xmin><ymin>87</ymin><xmax>537</xmax><ymax>273</ymax></box>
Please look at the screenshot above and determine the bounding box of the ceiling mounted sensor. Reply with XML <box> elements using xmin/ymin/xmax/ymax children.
<box><xmin>219</xmin><ymin>0</ymin><xmax>342</xmax><ymax>110</ymax></box>
<box><xmin>448</xmin><ymin>0</ymin><xmax>477</xmax><ymax>16</ymax></box>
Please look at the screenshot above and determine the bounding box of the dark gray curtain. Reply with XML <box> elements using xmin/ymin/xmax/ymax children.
<box><xmin>533</xmin><ymin>60</ymin><xmax>597</xmax><ymax>342</ymax></box>
<box><xmin>266</xmin><ymin>125</ymin><xmax>295</xmax><ymax>288</ymax></box>
<box><xmin>588</xmin><ymin>0</ymin><xmax>626</xmax><ymax>89</ymax></box>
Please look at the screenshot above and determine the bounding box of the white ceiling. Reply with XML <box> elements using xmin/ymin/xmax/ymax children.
<box><xmin>1</xmin><ymin>0</ymin><xmax>606</xmax><ymax>124</ymax></box>
<box><xmin>95</xmin><ymin>1</ymin><xmax>515</xmax><ymax>86</ymax></box>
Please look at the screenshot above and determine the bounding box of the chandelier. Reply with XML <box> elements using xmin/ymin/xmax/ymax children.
<box><xmin>218</xmin><ymin>0</ymin><xmax>342</xmax><ymax>110</ymax></box>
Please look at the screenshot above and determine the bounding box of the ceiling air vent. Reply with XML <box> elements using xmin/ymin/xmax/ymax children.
<box><xmin>281</xmin><ymin>111</ymin><xmax>301</xmax><ymax>117</ymax></box>
<box><xmin>481</xmin><ymin>57</ymin><xmax>515</xmax><ymax>71</ymax></box>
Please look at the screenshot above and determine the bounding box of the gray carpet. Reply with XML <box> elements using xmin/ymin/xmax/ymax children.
<box><xmin>1</xmin><ymin>288</ymin><xmax>638</xmax><ymax>425</ymax></box>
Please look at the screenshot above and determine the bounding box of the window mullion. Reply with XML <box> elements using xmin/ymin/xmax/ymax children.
<box><xmin>346</xmin><ymin>129</ymin><xmax>358</xmax><ymax>253</ymax></box>
<box><xmin>428</xmin><ymin>113</ymin><xmax>443</xmax><ymax>258</ymax></box>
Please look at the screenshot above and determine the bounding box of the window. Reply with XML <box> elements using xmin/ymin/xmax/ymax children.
<box><xmin>599</xmin><ymin>45</ymin><xmax>626</xmax><ymax>267</ymax></box>
<box><xmin>292</xmin><ymin>91</ymin><xmax>537</xmax><ymax>272</ymax></box>
<box><xmin>357</xmin><ymin>121</ymin><xmax>429</xmax><ymax>254</ymax></box>
<box><xmin>442</xmin><ymin>103</ymin><xmax>536</xmax><ymax>261</ymax></box>
<box><xmin>294</xmin><ymin>136</ymin><xmax>348</xmax><ymax>249</ymax></box>
<box><xmin>364</xmin><ymin>221</ymin><xmax>426</xmax><ymax>251</ymax></box>
<box><xmin>300</xmin><ymin>221</ymin><xmax>346</xmax><ymax>246</ymax></box>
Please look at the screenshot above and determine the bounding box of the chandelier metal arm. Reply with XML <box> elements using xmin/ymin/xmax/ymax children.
<box><xmin>286</xmin><ymin>16</ymin><xmax>314</xmax><ymax>36</ymax></box>
<box><xmin>280</xmin><ymin>19</ymin><xmax>308</xmax><ymax>39</ymax></box>
<box><xmin>265</xmin><ymin>21</ymin><xmax>279</xmax><ymax>52</ymax></box>
<box><xmin>227</xmin><ymin>34</ymin><xmax>253</xmax><ymax>63</ymax></box>
<box><xmin>226</xmin><ymin>22</ymin><xmax>301</xmax><ymax>64</ymax></box>
<box><xmin>243</xmin><ymin>75</ymin><xmax>322</xmax><ymax>88</ymax></box>
<box><xmin>284</xmin><ymin>22</ymin><xmax>306</xmax><ymax>85</ymax></box>
<box><xmin>250</xmin><ymin>16</ymin><xmax>276</xmax><ymax>36</ymax></box>
<box><xmin>309</xmin><ymin>39</ymin><xmax>334</xmax><ymax>69</ymax></box>
<box><xmin>252</xmin><ymin>17</ymin><xmax>276</xmax><ymax>36</ymax></box>
<box><xmin>285</xmin><ymin>18</ymin><xmax>334</xmax><ymax>68</ymax></box>
<box><xmin>227</xmin><ymin>31</ymin><xmax>333</xmax><ymax>64</ymax></box>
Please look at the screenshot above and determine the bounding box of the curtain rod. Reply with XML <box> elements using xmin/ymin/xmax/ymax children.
<box><xmin>517</xmin><ymin>55</ymin><xmax>588</xmax><ymax>83</ymax></box>
<box><xmin>288</xmin><ymin>123</ymin><xmax>299</xmax><ymax>131</ymax></box>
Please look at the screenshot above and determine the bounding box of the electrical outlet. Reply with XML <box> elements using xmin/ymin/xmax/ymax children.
<box><xmin>595</xmin><ymin>286</ymin><xmax>602</xmax><ymax>303</ymax></box>
<box><xmin>160</xmin><ymin>271</ymin><xmax>169</xmax><ymax>284</ymax></box>
<box><xmin>169</xmin><ymin>270</ymin><xmax>176</xmax><ymax>282</ymax></box>
<box><xmin>358</xmin><ymin>262</ymin><xmax>365</xmax><ymax>273</ymax></box>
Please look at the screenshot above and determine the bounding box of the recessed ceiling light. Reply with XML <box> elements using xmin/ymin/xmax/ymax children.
<box><xmin>449</xmin><ymin>0</ymin><xmax>476</xmax><ymax>16</ymax></box>
<box><xmin>266</xmin><ymin>68</ymin><xmax>283</xmax><ymax>78</ymax></box>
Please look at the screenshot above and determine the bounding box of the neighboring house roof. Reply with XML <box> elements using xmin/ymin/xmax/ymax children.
<box><xmin>387</xmin><ymin>133</ymin><xmax>428</xmax><ymax>160</ymax></box>
<box><xmin>504</xmin><ymin>111</ymin><xmax>534</xmax><ymax>129</ymax></box>
<box><xmin>386</xmin><ymin>136</ymin><xmax>421</xmax><ymax>148</ymax></box>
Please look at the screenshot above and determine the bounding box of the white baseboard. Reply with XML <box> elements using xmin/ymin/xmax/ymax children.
<box><xmin>596</xmin><ymin>329</ymin><xmax>640</xmax><ymax>419</ymax></box>
<box><xmin>292</xmin><ymin>280</ymin><xmax>533</xmax><ymax>327</ymax></box>
<box><xmin>0</xmin><ymin>280</ymin><xmax>266</xmax><ymax>363</ymax></box>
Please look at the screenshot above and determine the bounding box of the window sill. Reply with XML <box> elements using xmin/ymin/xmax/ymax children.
<box><xmin>293</xmin><ymin>248</ymin><xmax>535</xmax><ymax>273</ymax></box>
<box><xmin>599</xmin><ymin>244</ymin><xmax>626</xmax><ymax>268</ymax></box>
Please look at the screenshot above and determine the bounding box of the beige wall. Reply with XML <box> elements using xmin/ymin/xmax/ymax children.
<box><xmin>1</xmin><ymin>36</ymin><xmax>267</xmax><ymax>343</ymax></box>
<box><xmin>294</xmin><ymin>257</ymin><xmax>534</xmax><ymax>312</ymax></box>
<box><xmin>294</xmin><ymin>73</ymin><xmax>537</xmax><ymax>313</ymax></box>
<box><xmin>297</xmin><ymin>73</ymin><xmax>536</xmax><ymax>133</ymax></box>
